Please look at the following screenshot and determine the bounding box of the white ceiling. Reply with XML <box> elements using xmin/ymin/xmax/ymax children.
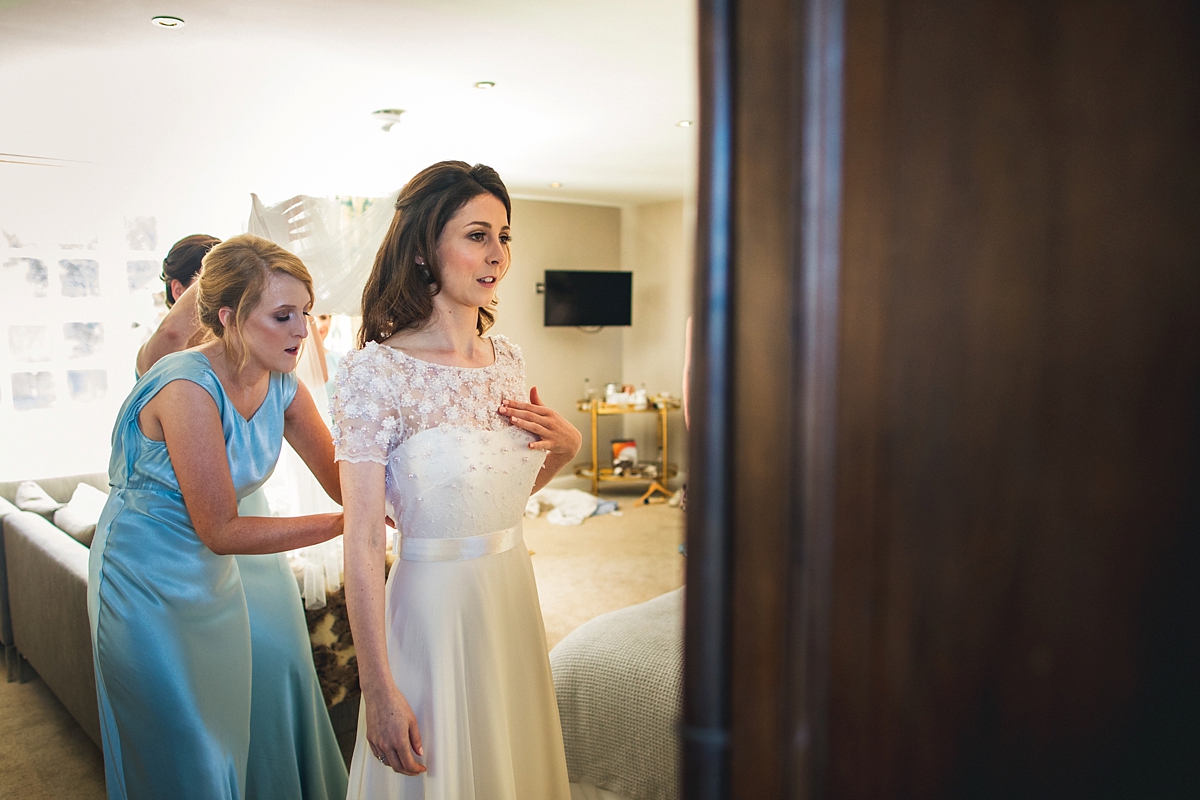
<box><xmin>0</xmin><ymin>0</ymin><xmax>697</xmax><ymax>237</ymax></box>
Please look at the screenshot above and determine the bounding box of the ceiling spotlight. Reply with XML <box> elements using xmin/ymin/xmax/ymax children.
<box><xmin>474</xmin><ymin>81</ymin><xmax>496</xmax><ymax>90</ymax></box>
<box><xmin>677</xmin><ymin>120</ymin><xmax>694</xmax><ymax>127</ymax></box>
<box><xmin>371</xmin><ymin>108</ymin><xmax>406</xmax><ymax>132</ymax></box>
<box><xmin>549</xmin><ymin>182</ymin><xmax>562</xmax><ymax>188</ymax></box>
<box><xmin>151</xmin><ymin>15</ymin><xmax>185</xmax><ymax>28</ymax></box>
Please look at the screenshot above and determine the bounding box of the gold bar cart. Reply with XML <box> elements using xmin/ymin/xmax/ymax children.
<box><xmin>574</xmin><ymin>396</ymin><xmax>682</xmax><ymax>497</ymax></box>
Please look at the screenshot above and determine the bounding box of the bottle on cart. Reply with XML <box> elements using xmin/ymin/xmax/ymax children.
<box><xmin>583</xmin><ymin>377</ymin><xmax>595</xmax><ymax>402</ymax></box>
<box><xmin>633</xmin><ymin>382</ymin><xmax>649</xmax><ymax>410</ymax></box>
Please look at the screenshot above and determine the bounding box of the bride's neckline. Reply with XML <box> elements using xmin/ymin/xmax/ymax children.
<box><xmin>374</xmin><ymin>336</ymin><xmax>499</xmax><ymax>371</ymax></box>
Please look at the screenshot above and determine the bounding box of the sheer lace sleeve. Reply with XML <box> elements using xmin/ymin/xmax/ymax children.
<box><xmin>492</xmin><ymin>336</ymin><xmax>528</xmax><ymax>401</ymax></box>
<box><xmin>331</xmin><ymin>345</ymin><xmax>403</xmax><ymax>464</ymax></box>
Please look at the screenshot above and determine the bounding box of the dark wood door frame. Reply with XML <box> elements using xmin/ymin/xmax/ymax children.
<box><xmin>682</xmin><ymin>0</ymin><xmax>736</xmax><ymax>797</ymax></box>
<box><xmin>684</xmin><ymin>0</ymin><xmax>846</xmax><ymax>798</ymax></box>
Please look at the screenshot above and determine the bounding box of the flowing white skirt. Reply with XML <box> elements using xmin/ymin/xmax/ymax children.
<box><xmin>346</xmin><ymin>530</ymin><xmax>571</xmax><ymax>800</ymax></box>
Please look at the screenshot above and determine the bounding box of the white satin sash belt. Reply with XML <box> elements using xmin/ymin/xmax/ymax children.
<box><xmin>398</xmin><ymin>524</ymin><xmax>521</xmax><ymax>562</ymax></box>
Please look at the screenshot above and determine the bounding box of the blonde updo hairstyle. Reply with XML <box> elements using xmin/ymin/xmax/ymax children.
<box><xmin>196</xmin><ymin>233</ymin><xmax>314</xmax><ymax>371</ymax></box>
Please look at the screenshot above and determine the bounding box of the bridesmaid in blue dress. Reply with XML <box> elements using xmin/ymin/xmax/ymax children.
<box><xmin>89</xmin><ymin>234</ymin><xmax>347</xmax><ymax>800</ymax></box>
<box><xmin>132</xmin><ymin>233</ymin><xmax>349</xmax><ymax>800</ymax></box>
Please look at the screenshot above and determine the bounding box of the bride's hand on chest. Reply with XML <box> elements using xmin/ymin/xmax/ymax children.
<box><xmin>497</xmin><ymin>387</ymin><xmax>582</xmax><ymax>458</ymax></box>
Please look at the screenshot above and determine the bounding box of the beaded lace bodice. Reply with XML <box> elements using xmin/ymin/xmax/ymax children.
<box><xmin>331</xmin><ymin>336</ymin><xmax>546</xmax><ymax>541</ymax></box>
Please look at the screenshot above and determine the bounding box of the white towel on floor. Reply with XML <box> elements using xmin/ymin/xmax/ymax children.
<box><xmin>526</xmin><ymin>489</ymin><xmax>600</xmax><ymax>526</ymax></box>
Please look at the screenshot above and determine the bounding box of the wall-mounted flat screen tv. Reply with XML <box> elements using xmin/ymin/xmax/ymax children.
<box><xmin>543</xmin><ymin>270</ymin><xmax>632</xmax><ymax>327</ymax></box>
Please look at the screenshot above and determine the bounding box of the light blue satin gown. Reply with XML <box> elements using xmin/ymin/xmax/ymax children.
<box><xmin>237</xmin><ymin>523</ymin><xmax>349</xmax><ymax>800</ymax></box>
<box><xmin>89</xmin><ymin>351</ymin><xmax>347</xmax><ymax>800</ymax></box>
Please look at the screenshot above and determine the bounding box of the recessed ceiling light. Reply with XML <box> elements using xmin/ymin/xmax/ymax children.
<box><xmin>677</xmin><ymin>120</ymin><xmax>694</xmax><ymax>127</ymax></box>
<box><xmin>474</xmin><ymin>81</ymin><xmax>496</xmax><ymax>90</ymax></box>
<box><xmin>151</xmin><ymin>16</ymin><xmax>185</xmax><ymax>28</ymax></box>
<box><xmin>549</xmin><ymin>182</ymin><xmax>562</xmax><ymax>188</ymax></box>
<box><xmin>371</xmin><ymin>108</ymin><xmax>406</xmax><ymax>132</ymax></box>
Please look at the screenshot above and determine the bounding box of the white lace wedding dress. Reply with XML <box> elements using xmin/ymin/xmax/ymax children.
<box><xmin>332</xmin><ymin>335</ymin><xmax>571</xmax><ymax>800</ymax></box>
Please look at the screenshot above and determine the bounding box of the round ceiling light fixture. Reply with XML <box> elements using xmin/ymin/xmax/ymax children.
<box><xmin>676</xmin><ymin>119</ymin><xmax>694</xmax><ymax>127</ymax></box>
<box><xmin>549</xmin><ymin>182</ymin><xmax>562</xmax><ymax>188</ymax></box>
<box><xmin>151</xmin><ymin>16</ymin><xmax>185</xmax><ymax>28</ymax></box>
<box><xmin>371</xmin><ymin>108</ymin><xmax>406</xmax><ymax>132</ymax></box>
<box><xmin>474</xmin><ymin>81</ymin><xmax>496</xmax><ymax>90</ymax></box>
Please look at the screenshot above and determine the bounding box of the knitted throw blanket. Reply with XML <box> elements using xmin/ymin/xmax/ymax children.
<box><xmin>550</xmin><ymin>588</ymin><xmax>683</xmax><ymax>800</ymax></box>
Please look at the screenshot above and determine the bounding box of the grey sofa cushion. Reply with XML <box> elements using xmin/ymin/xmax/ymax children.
<box><xmin>52</xmin><ymin>483</ymin><xmax>109</xmax><ymax>547</ymax></box>
<box><xmin>0</xmin><ymin>474</ymin><xmax>110</xmax><ymax>506</ymax></box>
<box><xmin>0</xmin><ymin>497</ymin><xmax>21</xmax><ymax>518</ymax></box>
<box><xmin>3</xmin><ymin>510</ymin><xmax>101</xmax><ymax>746</ymax></box>
<box><xmin>0</xmin><ymin>496</ymin><xmax>17</xmax><ymax>647</ymax></box>
<box><xmin>0</xmin><ymin>474</ymin><xmax>107</xmax><ymax>651</ymax></box>
<box><xmin>52</xmin><ymin>507</ymin><xmax>98</xmax><ymax>548</ymax></box>
<box><xmin>14</xmin><ymin>481</ymin><xmax>62</xmax><ymax>518</ymax></box>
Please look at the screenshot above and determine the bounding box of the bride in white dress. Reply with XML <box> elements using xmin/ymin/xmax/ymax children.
<box><xmin>333</xmin><ymin>161</ymin><xmax>581</xmax><ymax>799</ymax></box>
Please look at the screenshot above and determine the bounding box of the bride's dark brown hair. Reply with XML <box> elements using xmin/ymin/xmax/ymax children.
<box><xmin>358</xmin><ymin>161</ymin><xmax>511</xmax><ymax>347</ymax></box>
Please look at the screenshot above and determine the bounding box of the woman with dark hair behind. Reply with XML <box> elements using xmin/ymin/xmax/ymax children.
<box><xmin>333</xmin><ymin>161</ymin><xmax>580</xmax><ymax>798</ymax></box>
<box><xmin>136</xmin><ymin>234</ymin><xmax>220</xmax><ymax>375</ymax></box>
<box><xmin>163</xmin><ymin>233</ymin><xmax>220</xmax><ymax>307</ymax></box>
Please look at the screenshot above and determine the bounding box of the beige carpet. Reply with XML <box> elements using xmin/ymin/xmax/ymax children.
<box><xmin>525</xmin><ymin>491</ymin><xmax>686</xmax><ymax>650</ymax></box>
<box><xmin>0</xmin><ymin>671</ymin><xmax>107</xmax><ymax>799</ymax></box>
<box><xmin>0</xmin><ymin>490</ymin><xmax>684</xmax><ymax>797</ymax></box>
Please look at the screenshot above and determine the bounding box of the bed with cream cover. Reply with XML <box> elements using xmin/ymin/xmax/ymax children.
<box><xmin>551</xmin><ymin>588</ymin><xmax>683</xmax><ymax>800</ymax></box>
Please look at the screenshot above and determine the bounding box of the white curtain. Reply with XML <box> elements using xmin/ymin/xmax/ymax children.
<box><xmin>259</xmin><ymin>328</ymin><xmax>341</xmax><ymax>608</ymax></box>
<box><xmin>250</xmin><ymin>191</ymin><xmax>397</xmax><ymax>608</ymax></box>
<box><xmin>247</xmin><ymin>191</ymin><xmax>398</xmax><ymax>316</ymax></box>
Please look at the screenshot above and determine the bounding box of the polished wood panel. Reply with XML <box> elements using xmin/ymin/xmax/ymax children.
<box><xmin>683</xmin><ymin>0</ymin><xmax>737</xmax><ymax>797</ymax></box>
<box><xmin>726</xmin><ymin>0</ymin><xmax>801</xmax><ymax>793</ymax></box>
<box><xmin>830</xmin><ymin>0</ymin><xmax>1200</xmax><ymax>796</ymax></box>
<box><xmin>686</xmin><ymin>0</ymin><xmax>1200</xmax><ymax>798</ymax></box>
<box><xmin>686</xmin><ymin>0</ymin><xmax>846</xmax><ymax>798</ymax></box>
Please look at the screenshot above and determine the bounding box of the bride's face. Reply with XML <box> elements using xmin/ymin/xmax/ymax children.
<box><xmin>428</xmin><ymin>193</ymin><xmax>511</xmax><ymax>312</ymax></box>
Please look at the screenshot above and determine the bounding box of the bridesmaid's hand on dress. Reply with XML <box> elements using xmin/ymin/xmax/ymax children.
<box><xmin>366</xmin><ymin>685</ymin><xmax>426</xmax><ymax>776</ymax></box>
<box><xmin>498</xmin><ymin>387</ymin><xmax>583</xmax><ymax>458</ymax></box>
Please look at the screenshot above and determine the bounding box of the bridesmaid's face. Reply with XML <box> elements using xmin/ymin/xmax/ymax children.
<box><xmin>427</xmin><ymin>193</ymin><xmax>511</xmax><ymax>313</ymax></box>
<box><xmin>235</xmin><ymin>272</ymin><xmax>312</xmax><ymax>373</ymax></box>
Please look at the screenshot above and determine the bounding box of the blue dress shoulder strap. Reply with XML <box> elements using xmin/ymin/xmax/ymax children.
<box><xmin>107</xmin><ymin>352</ymin><xmax>224</xmax><ymax>487</ymax></box>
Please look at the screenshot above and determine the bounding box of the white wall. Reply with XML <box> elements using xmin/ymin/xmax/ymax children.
<box><xmin>0</xmin><ymin>193</ymin><xmax>694</xmax><ymax>486</ymax></box>
<box><xmin>0</xmin><ymin>167</ymin><xmax>262</xmax><ymax>482</ymax></box>
<box><xmin>490</xmin><ymin>197</ymin><xmax>693</xmax><ymax>490</ymax></box>
<box><xmin>491</xmin><ymin>199</ymin><xmax>626</xmax><ymax>486</ymax></box>
<box><xmin>621</xmin><ymin>199</ymin><xmax>692</xmax><ymax>480</ymax></box>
